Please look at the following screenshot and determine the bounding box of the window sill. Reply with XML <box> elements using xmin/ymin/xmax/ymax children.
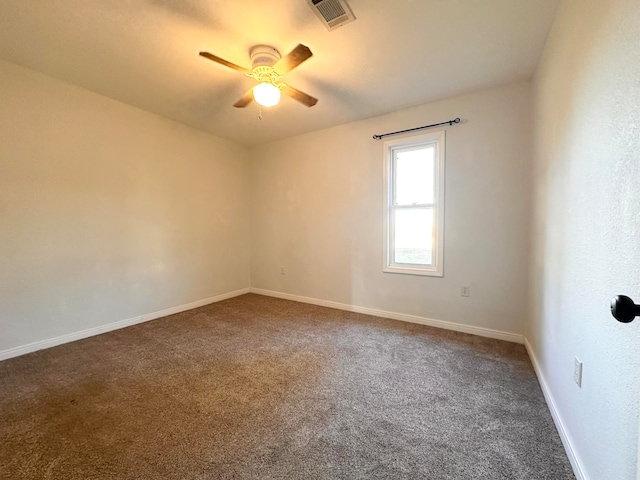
<box><xmin>383</xmin><ymin>265</ymin><xmax>443</xmax><ymax>277</ymax></box>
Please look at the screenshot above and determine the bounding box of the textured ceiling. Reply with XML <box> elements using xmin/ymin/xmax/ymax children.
<box><xmin>0</xmin><ymin>0</ymin><xmax>560</xmax><ymax>146</ymax></box>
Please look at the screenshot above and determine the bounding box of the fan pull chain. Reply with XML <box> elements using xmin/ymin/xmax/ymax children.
<box><xmin>258</xmin><ymin>106</ymin><xmax>263</xmax><ymax>120</ymax></box>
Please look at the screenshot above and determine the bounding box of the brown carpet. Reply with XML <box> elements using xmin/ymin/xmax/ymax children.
<box><xmin>0</xmin><ymin>294</ymin><xmax>574</xmax><ymax>479</ymax></box>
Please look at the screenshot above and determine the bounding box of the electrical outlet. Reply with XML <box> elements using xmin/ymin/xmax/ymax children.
<box><xmin>461</xmin><ymin>285</ymin><xmax>470</xmax><ymax>297</ymax></box>
<box><xmin>280</xmin><ymin>266</ymin><xmax>286</xmax><ymax>275</ymax></box>
<box><xmin>574</xmin><ymin>357</ymin><xmax>583</xmax><ymax>387</ymax></box>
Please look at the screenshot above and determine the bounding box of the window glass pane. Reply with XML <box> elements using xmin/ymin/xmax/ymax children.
<box><xmin>395</xmin><ymin>146</ymin><xmax>435</xmax><ymax>205</ymax></box>
<box><xmin>394</xmin><ymin>208</ymin><xmax>433</xmax><ymax>265</ymax></box>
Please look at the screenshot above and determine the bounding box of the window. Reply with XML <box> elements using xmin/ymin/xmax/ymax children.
<box><xmin>383</xmin><ymin>130</ymin><xmax>445</xmax><ymax>276</ymax></box>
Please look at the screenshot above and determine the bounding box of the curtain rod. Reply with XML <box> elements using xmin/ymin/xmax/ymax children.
<box><xmin>372</xmin><ymin>117</ymin><xmax>461</xmax><ymax>140</ymax></box>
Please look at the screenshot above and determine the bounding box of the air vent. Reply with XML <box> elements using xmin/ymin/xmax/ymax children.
<box><xmin>307</xmin><ymin>0</ymin><xmax>356</xmax><ymax>31</ymax></box>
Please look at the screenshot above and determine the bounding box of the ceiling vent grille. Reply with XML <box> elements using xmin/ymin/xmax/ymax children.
<box><xmin>307</xmin><ymin>0</ymin><xmax>356</xmax><ymax>31</ymax></box>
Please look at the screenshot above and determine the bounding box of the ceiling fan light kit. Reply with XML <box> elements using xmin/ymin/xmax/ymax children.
<box><xmin>199</xmin><ymin>44</ymin><xmax>318</xmax><ymax>109</ymax></box>
<box><xmin>247</xmin><ymin>47</ymin><xmax>284</xmax><ymax>107</ymax></box>
<box><xmin>253</xmin><ymin>82</ymin><xmax>281</xmax><ymax>107</ymax></box>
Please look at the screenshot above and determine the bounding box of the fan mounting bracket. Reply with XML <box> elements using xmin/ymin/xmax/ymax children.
<box><xmin>250</xmin><ymin>45</ymin><xmax>281</xmax><ymax>69</ymax></box>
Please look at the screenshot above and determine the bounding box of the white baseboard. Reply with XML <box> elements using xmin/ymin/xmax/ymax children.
<box><xmin>524</xmin><ymin>337</ymin><xmax>586</xmax><ymax>480</ymax></box>
<box><xmin>250</xmin><ymin>287</ymin><xmax>524</xmax><ymax>344</ymax></box>
<box><xmin>0</xmin><ymin>287</ymin><xmax>250</xmax><ymax>362</ymax></box>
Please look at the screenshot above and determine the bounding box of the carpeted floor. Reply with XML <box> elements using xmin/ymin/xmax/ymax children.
<box><xmin>0</xmin><ymin>294</ymin><xmax>574</xmax><ymax>479</ymax></box>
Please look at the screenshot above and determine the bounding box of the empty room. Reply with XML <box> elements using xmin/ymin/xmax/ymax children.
<box><xmin>1</xmin><ymin>0</ymin><xmax>638</xmax><ymax>479</ymax></box>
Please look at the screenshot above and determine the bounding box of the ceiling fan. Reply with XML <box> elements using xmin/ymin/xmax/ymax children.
<box><xmin>199</xmin><ymin>44</ymin><xmax>318</xmax><ymax>109</ymax></box>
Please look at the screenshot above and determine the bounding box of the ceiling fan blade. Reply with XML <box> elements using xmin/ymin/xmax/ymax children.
<box><xmin>273</xmin><ymin>44</ymin><xmax>313</xmax><ymax>74</ymax></box>
<box><xmin>233</xmin><ymin>88</ymin><xmax>254</xmax><ymax>108</ymax></box>
<box><xmin>199</xmin><ymin>52</ymin><xmax>249</xmax><ymax>73</ymax></box>
<box><xmin>281</xmin><ymin>85</ymin><xmax>318</xmax><ymax>107</ymax></box>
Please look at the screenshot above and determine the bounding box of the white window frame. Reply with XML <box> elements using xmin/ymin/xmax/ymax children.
<box><xmin>382</xmin><ymin>130</ymin><xmax>445</xmax><ymax>277</ymax></box>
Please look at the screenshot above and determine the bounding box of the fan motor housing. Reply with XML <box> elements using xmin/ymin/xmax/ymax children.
<box><xmin>250</xmin><ymin>45</ymin><xmax>281</xmax><ymax>69</ymax></box>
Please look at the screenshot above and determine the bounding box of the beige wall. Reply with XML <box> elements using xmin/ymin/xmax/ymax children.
<box><xmin>0</xmin><ymin>60</ymin><xmax>250</xmax><ymax>354</ymax></box>
<box><xmin>250</xmin><ymin>81</ymin><xmax>532</xmax><ymax>336</ymax></box>
<box><xmin>530</xmin><ymin>0</ymin><xmax>640</xmax><ymax>478</ymax></box>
